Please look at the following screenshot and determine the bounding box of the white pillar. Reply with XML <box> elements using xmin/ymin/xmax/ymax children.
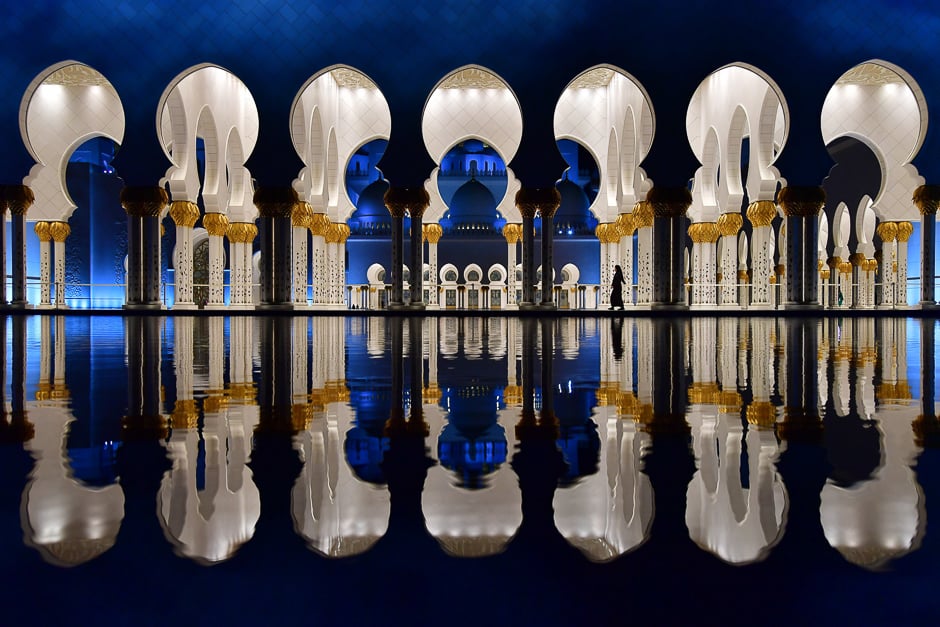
<box><xmin>35</xmin><ymin>222</ymin><xmax>52</xmax><ymax>308</ymax></box>
<box><xmin>717</xmin><ymin>213</ymin><xmax>742</xmax><ymax>308</ymax></box>
<box><xmin>503</xmin><ymin>224</ymin><xmax>519</xmax><ymax>309</ymax></box>
<box><xmin>169</xmin><ymin>201</ymin><xmax>199</xmax><ymax>309</ymax></box>
<box><xmin>896</xmin><ymin>221</ymin><xmax>912</xmax><ymax>308</ymax></box>
<box><xmin>634</xmin><ymin>202</ymin><xmax>654</xmax><ymax>308</ymax></box>
<box><xmin>618</xmin><ymin>212</ymin><xmax>636</xmax><ymax>307</ymax></box>
<box><xmin>49</xmin><ymin>222</ymin><xmax>71</xmax><ymax>309</ymax></box>
<box><xmin>747</xmin><ymin>201</ymin><xmax>776</xmax><ymax>309</ymax></box>
<box><xmin>596</xmin><ymin>224</ymin><xmax>611</xmax><ymax>306</ymax></box>
<box><xmin>426</xmin><ymin>224</ymin><xmax>443</xmax><ymax>309</ymax></box>
<box><xmin>203</xmin><ymin>213</ymin><xmax>229</xmax><ymax>308</ymax></box>
<box><xmin>877</xmin><ymin>222</ymin><xmax>898</xmax><ymax>308</ymax></box>
<box><xmin>292</xmin><ymin>204</ymin><xmax>311</xmax><ymax>306</ymax></box>
<box><xmin>689</xmin><ymin>222</ymin><xmax>718</xmax><ymax>308</ymax></box>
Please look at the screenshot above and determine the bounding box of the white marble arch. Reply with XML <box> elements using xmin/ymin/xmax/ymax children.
<box><xmin>292</xmin><ymin>402</ymin><xmax>391</xmax><ymax>558</ymax></box>
<box><xmin>554</xmin><ymin>64</ymin><xmax>655</xmax><ymax>223</ymax></box>
<box><xmin>290</xmin><ymin>65</ymin><xmax>391</xmax><ymax>222</ymax></box>
<box><xmin>687</xmin><ymin>63</ymin><xmax>789</xmax><ymax>221</ymax></box>
<box><xmin>820</xmin><ymin>407</ymin><xmax>925</xmax><ymax>570</ymax></box>
<box><xmin>822</xmin><ymin>60</ymin><xmax>927</xmax><ymax>222</ymax></box>
<box><xmin>554</xmin><ymin>408</ymin><xmax>653</xmax><ymax>562</ymax></box>
<box><xmin>22</xmin><ymin>406</ymin><xmax>125</xmax><ymax>567</ymax></box>
<box><xmin>422</xmin><ymin>65</ymin><xmax>524</xmax><ymax>224</ymax></box>
<box><xmin>422</xmin><ymin>406</ymin><xmax>521</xmax><ymax>557</ymax></box>
<box><xmin>157</xmin><ymin>63</ymin><xmax>258</xmax><ymax>219</ymax></box>
<box><xmin>158</xmin><ymin>405</ymin><xmax>260</xmax><ymax>564</ymax></box>
<box><xmin>21</xmin><ymin>61</ymin><xmax>125</xmax><ymax>223</ymax></box>
<box><xmin>685</xmin><ymin>416</ymin><xmax>787</xmax><ymax>565</ymax></box>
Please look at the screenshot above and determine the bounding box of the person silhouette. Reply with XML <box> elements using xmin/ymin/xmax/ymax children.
<box><xmin>609</xmin><ymin>264</ymin><xmax>625</xmax><ymax>310</ymax></box>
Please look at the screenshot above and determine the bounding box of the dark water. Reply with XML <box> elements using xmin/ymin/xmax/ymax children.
<box><xmin>1</xmin><ymin>315</ymin><xmax>939</xmax><ymax>625</ymax></box>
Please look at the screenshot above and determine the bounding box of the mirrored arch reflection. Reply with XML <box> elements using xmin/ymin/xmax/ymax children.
<box><xmin>3</xmin><ymin>315</ymin><xmax>933</xmax><ymax>570</ymax></box>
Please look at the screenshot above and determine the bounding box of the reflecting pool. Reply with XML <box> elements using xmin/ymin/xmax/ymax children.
<box><xmin>2</xmin><ymin>315</ymin><xmax>940</xmax><ymax>624</ymax></box>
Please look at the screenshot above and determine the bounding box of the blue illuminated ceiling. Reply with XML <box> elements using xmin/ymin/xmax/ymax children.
<box><xmin>1</xmin><ymin>1</ymin><xmax>937</xmax><ymax>188</ymax></box>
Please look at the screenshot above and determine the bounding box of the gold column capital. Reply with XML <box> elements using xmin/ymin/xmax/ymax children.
<box><xmin>292</xmin><ymin>201</ymin><xmax>314</xmax><ymax>228</ymax></box>
<box><xmin>896</xmin><ymin>221</ymin><xmax>913</xmax><ymax>243</ymax></box>
<box><xmin>424</xmin><ymin>223</ymin><xmax>444</xmax><ymax>244</ymax></box>
<box><xmin>717</xmin><ymin>212</ymin><xmax>743</xmax><ymax>236</ymax></box>
<box><xmin>49</xmin><ymin>221</ymin><xmax>71</xmax><ymax>243</ymax></box>
<box><xmin>746</xmin><ymin>200</ymin><xmax>777</xmax><ymax>227</ymax></box>
<box><xmin>309</xmin><ymin>213</ymin><xmax>331</xmax><ymax>237</ymax></box>
<box><xmin>168</xmin><ymin>200</ymin><xmax>200</xmax><ymax>227</ymax></box>
<box><xmin>849</xmin><ymin>252</ymin><xmax>866</xmax><ymax>266</ymax></box>
<box><xmin>632</xmin><ymin>201</ymin><xmax>654</xmax><ymax>228</ymax></box>
<box><xmin>876</xmin><ymin>221</ymin><xmax>898</xmax><ymax>242</ymax></box>
<box><xmin>202</xmin><ymin>212</ymin><xmax>230</xmax><ymax>237</ymax></box>
<box><xmin>515</xmin><ymin>187</ymin><xmax>561</xmax><ymax>220</ymax></box>
<box><xmin>34</xmin><ymin>221</ymin><xmax>52</xmax><ymax>242</ymax></box>
<box><xmin>616</xmin><ymin>212</ymin><xmax>635</xmax><ymax>236</ymax></box>
<box><xmin>689</xmin><ymin>222</ymin><xmax>719</xmax><ymax>243</ymax></box>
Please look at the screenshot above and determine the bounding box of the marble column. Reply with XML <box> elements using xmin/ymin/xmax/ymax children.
<box><xmin>849</xmin><ymin>253</ymin><xmax>865</xmax><ymax>309</ymax></box>
<box><xmin>617</xmin><ymin>212</ymin><xmax>636</xmax><ymax>307</ymax></box>
<box><xmin>779</xmin><ymin>186</ymin><xmax>825</xmax><ymax>308</ymax></box>
<box><xmin>168</xmin><ymin>200</ymin><xmax>199</xmax><ymax>309</ymax></box>
<box><xmin>746</xmin><ymin>200</ymin><xmax>777</xmax><ymax>309</ymax></box>
<box><xmin>8</xmin><ymin>185</ymin><xmax>34</xmax><ymax>308</ymax></box>
<box><xmin>121</xmin><ymin>186</ymin><xmax>167</xmax><ymax>309</ymax></box>
<box><xmin>0</xmin><ymin>200</ymin><xmax>6</xmax><ymax>305</ymax></box>
<box><xmin>34</xmin><ymin>221</ymin><xmax>52</xmax><ymax>308</ymax></box>
<box><xmin>254</xmin><ymin>187</ymin><xmax>297</xmax><ymax>310</ymax></box>
<box><xmin>633</xmin><ymin>201</ymin><xmax>654</xmax><ymax>307</ymax></box>
<box><xmin>895</xmin><ymin>221</ymin><xmax>913</xmax><ymax>308</ymax></box>
<box><xmin>425</xmin><ymin>223</ymin><xmax>443</xmax><ymax>309</ymax></box>
<box><xmin>876</xmin><ymin>221</ymin><xmax>898</xmax><ymax>308</ymax></box>
<box><xmin>203</xmin><ymin>212</ymin><xmax>229</xmax><ymax>308</ymax></box>
<box><xmin>291</xmin><ymin>203</ymin><xmax>312</xmax><ymax>306</ymax></box>
<box><xmin>717</xmin><ymin>213</ymin><xmax>742</xmax><ymax>308</ymax></box>
<box><xmin>384</xmin><ymin>188</ymin><xmax>428</xmax><ymax>310</ymax></box>
<box><xmin>688</xmin><ymin>221</ymin><xmax>719</xmax><ymax>308</ymax></box>
<box><xmin>538</xmin><ymin>190</ymin><xmax>561</xmax><ymax>309</ymax></box>
<box><xmin>648</xmin><ymin>187</ymin><xmax>691</xmax><ymax>308</ymax></box>
<box><xmin>334</xmin><ymin>223</ymin><xmax>350</xmax><ymax>307</ymax></box>
<box><xmin>408</xmin><ymin>196</ymin><xmax>429</xmax><ymax>310</ymax></box>
<box><xmin>914</xmin><ymin>185</ymin><xmax>940</xmax><ymax>308</ymax></box>
<box><xmin>50</xmin><ymin>221</ymin><xmax>70</xmax><ymax>309</ymax></box>
<box><xmin>596</xmin><ymin>223</ymin><xmax>612</xmax><ymax>307</ymax></box>
<box><xmin>308</xmin><ymin>214</ymin><xmax>329</xmax><ymax>307</ymax></box>
<box><xmin>515</xmin><ymin>189</ymin><xmax>547</xmax><ymax>309</ymax></box>
<box><xmin>607</xmin><ymin>224</ymin><xmax>621</xmax><ymax>305</ymax></box>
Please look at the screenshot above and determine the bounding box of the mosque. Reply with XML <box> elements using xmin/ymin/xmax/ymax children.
<box><xmin>1</xmin><ymin>3</ymin><xmax>939</xmax><ymax>311</ymax></box>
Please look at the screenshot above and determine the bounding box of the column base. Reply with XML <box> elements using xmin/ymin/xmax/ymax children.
<box><xmin>123</xmin><ymin>303</ymin><xmax>165</xmax><ymax>311</ymax></box>
<box><xmin>502</xmin><ymin>304</ymin><xmax>519</xmax><ymax>311</ymax></box>
<box><xmin>917</xmin><ymin>301</ymin><xmax>940</xmax><ymax>310</ymax></box>
<box><xmin>651</xmin><ymin>303</ymin><xmax>689</xmax><ymax>311</ymax></box>
<box><xmin>54</xmin><ymin>303</ymin><xmax>70</xmax><ymax>310</ymax></box>
<box><xmin>227</xmin><ymin>304</ymin><xmax>255</xmax><ymax>311</ymax></box>
<box><xmin>7</xmin><ymin>301</ymin><xmax>31</xmax><ymax>310</ymax></box>
<box><xmin>717</xmin><ymin>303</ymin><xmax>742</xmax><ymax>310</ymax></box>
<box><xmin>172</xmin><ymin>303</ymin><xmax>199</xmax><ymax>311</ymax></box>
<box><xmin>689</xmin><ymin>303</ymin><xmax>719</xmax><ymax>311</ymax></box>
<box><xmin>633</xmin><ymin>303</ymin><xmax>652</xmax><ymax>311</ymax></box>
<box><xmin>517</xmin><ymin>302</ymin><xmax>537</xmax><ymax>310</ymax></box>
<box><xmin>782</xmin><ymin>303</ymin><xmax>822</xmax><ymax>311</ymax></box>
<box><xmin>37</xmin><ymin>303</ymin><xmax>54</xmax><ymax>310</ymax></box>
<box><xmin>407</xmin><ymin>302</ymin><xmax>426</xmax><ymax>311</ymax></box>
<box><xmin>387</xmin><ymin>302</ymin><xmax>408</xmax><ymax>311</ymax></box>
<box><xmin>256</xmin><ymin>303</ymin><xmax>295</xmax><ymax>311</ymax></box>
<box><xmin>203</xmin><ymin>304</ymin><xmax>230</xmax><ymax>311</ymax></box>
<box><xmin>747</xmin><ymin>303</ymin><xmax>774</xmax><ymax>311</ymax></box>
<box><xmin>538</xmin><ymin>303</ymin><xmax>556</xmax><ymax>311</ymax></box>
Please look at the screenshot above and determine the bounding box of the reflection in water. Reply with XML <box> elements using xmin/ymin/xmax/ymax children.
<box><xmin>0</xmin><ymin>314</ymin><xmax>935</xmax><ymax>573</ymax></box>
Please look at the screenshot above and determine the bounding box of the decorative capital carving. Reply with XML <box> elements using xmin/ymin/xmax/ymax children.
<box><xmin>384</xmin><ymin>187</ymin><xmax>430</xmax><ymax>218</ymax></box>
<box><xmin>292</xmin><ymin>202</ymin><xmax>314</xmax><ymax>228</ymax></box>
<box><xmin>717</xmin><ymin>212</ymin><xmax>743</xmax><ymax>236</ymax></box>
<box><xmin>49</xmin><ymin>221</ymin><xmax>71</xmax><ymax>243</ymax></box>
<box><xmin>778</xmin><ymin>186</ymin><xmax>826</xmax><ymax>217</ymax></box>
<box><xmin>424</xmin><ymin>223</ymin><xmax>444</xmax><ymax>244</ymax></box>
<box><xmin>515</xmin><ymin>187</ymin><xmax>561</xmax><ymax>220</ymax></box>
<box><xmin>309</xmin><ymin>213</ymin><xmax>331</xmax><ymax>237</ymax></box>
<box><xmin>616</xmin><ymin>212</ymin><xmax>635</xmax><ymax>236</ymax></box>
<box><xmin>120</xmin><ymin>186</ymin><xmax>167</xmax><ymax>217</ymax></box>
<box><xmin>914</xmin><ymin>185</ymin><xmax>940</xmax><ymax>215</ymax></box>
<box><xmin>168</xmin><ymin>201</ymin><xmax>200</xmax><ymax>228</ymax></box>
<box><xmin>632</xmin><ymin>201</ymin><xmax>654</xmax><ymax>228</ymax></box>
<box><xmin>689</xmin><ymin>222</ymin><xmax>719</xmax><ymax>243</ymax></box>
<box><xmin>202</xmin><ymin>212</ymin><xmax>229</xmax><ymax>237</ymax></box>
<box><xmin>849</xmin><ymin>252</ymin><xmax>865</xmax><ymax>266</ymax></box>
<box><xmin>827</xmin><ymin>256</ymin><xmax>842</xmax><ymax>269</ymax></box>
<box><xmin>34</xmin><ymin>221</ymin><xmax>52</xmax><ymax>242</ymax></box>
<box><xmin>226</xmin><ymin>222</ymin><xmax>257</xmax><ymax>243</ymax></box>
<box><xmin>2</xmin><ymin>184</ymin><xmax>35</xmax><ymax>216</ymax></box>
<box><xmin>336</xmin><ymin>223</ymin><xmax>350</xmax><ymax>243</ymax></box>
<box><xmin>254</xmin><ymin>187</ymin><xmax>298</xmax><ymax>218</ymax></box>
<box><xmin>896</xmin><ymin>221</ymin><xmax>913</xmax><ymax>242</ymax></box>
<box><xmin>594</xmin><ymin>223</ymin><xmax>609</xmax><ymax>243</ymax></box>
<box><xmin>647</xmin><ymin>187</ymin><xmax>692</xmax><ymax>218</ymax></box>
<box><xmin>746</xmin><ymin>200</ymin><xmax>777</xmax><ymax>227</ymax></box>
<box><xmin>876</xmin><ymin>221</ymin><xmax>898</xmax><ymax>242</ymax></box>
<box><xmin>501</xmin><ymin>223</ymin><xmax>520</xmax><ymax>244</ymax></box>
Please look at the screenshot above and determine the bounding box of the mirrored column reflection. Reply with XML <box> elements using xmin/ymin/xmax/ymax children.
<box><xmin>821</xmin><ymin>318</ymin><xmax>925</xmax><ymax>570</ymax></box>
<box><xmin>21</xmin><ymin>317</ymin><xmax>125</xmax><ymax>566</ymax></box>
<box><xmin>158</xmin><ymin>317</ymin><xmax>260</xmax><ymax>564</ymax></box>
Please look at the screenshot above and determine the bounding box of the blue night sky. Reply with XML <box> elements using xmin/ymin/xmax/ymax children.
<box><xmin>1</xmin><ymin>0</ymin><xmax>939</xmax><ymax>188</ymax></box>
